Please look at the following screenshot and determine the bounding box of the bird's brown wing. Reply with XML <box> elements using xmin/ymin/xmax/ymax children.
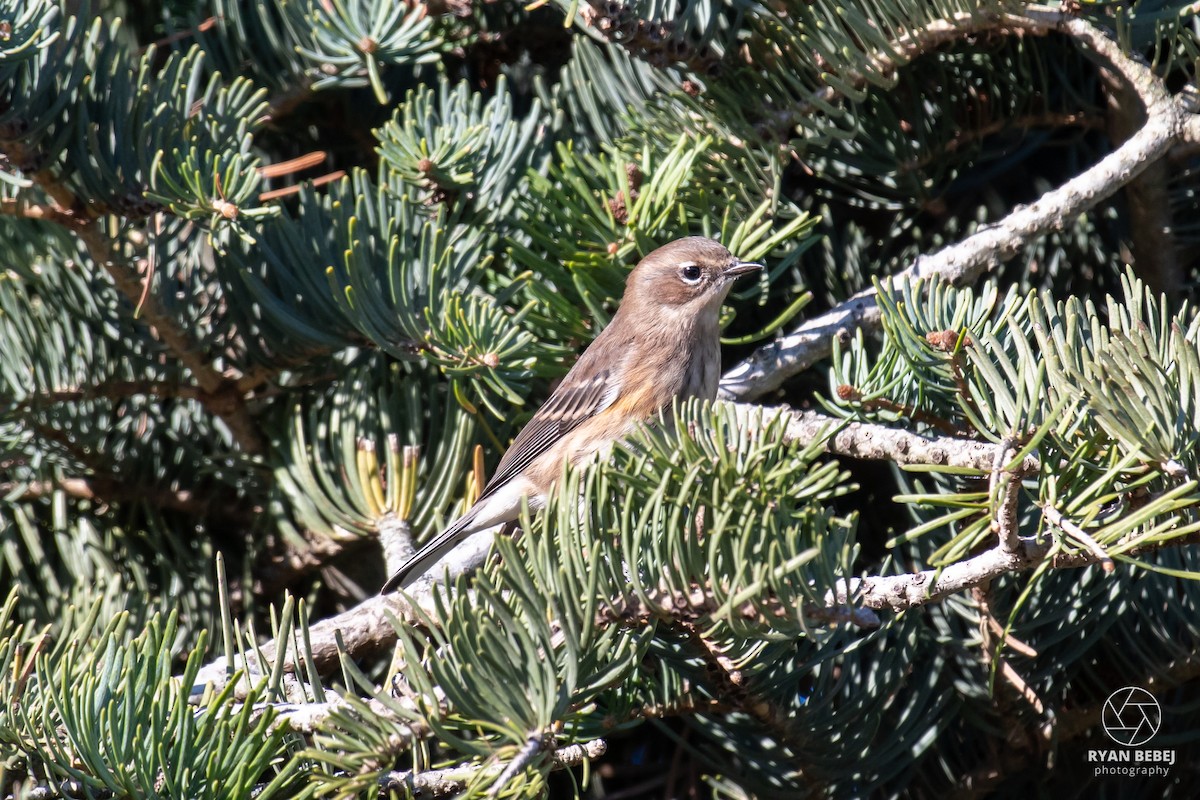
<box><xmin>478</xmin><ymin>369</ymin><xmax>620</xmax><ymax>501</ymax></box>
<box><xmin>380</xmin><ymin>367</ymin><xmax>620</xmax><ymax>594</ymax></box>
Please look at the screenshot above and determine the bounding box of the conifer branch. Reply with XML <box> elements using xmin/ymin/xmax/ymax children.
<box><xmin>719</xmin><ymin>5</ymin><xmax>1199</xmax><ymax>401</ymax></box>
<box><xmin>823</xmin><ymin>531</ymin><xmax>1200</xmax><ymax>613</ymax></box>
<box><xmin>209</xmin><ymin>526</ymin><xmax>1189</xmax><ymax>689</ymax></box>
<box><xmin>184</xmin><ymin>403</ymin><xmax>1046</xmax><ymax>686</ymax></box>
<box><xmin>730</xmin><ymin>404</ymin><xmax>1040</xmax><ymax>473</ymax></box>
<box><xmin>8</xmin><ymin>3</ymin><xmax>1195</xmax><ymax>792</ymax></box>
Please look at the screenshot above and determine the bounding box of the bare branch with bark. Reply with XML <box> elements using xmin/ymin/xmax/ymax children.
<box><xmin>186</xmin><ymin>403</ymin><xmax>1083</xmax><ymax>690</ymax></box>
<box><xmin>719</xmin><ymin>6</ymin><xmax>1200</xmax><ymax>401</ymax></box>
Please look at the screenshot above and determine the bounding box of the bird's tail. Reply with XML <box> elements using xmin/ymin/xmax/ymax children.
<box><xmin>380</xmin><ymin>512</ymin><xmax>476</xmax><ymax>594</ymax></box>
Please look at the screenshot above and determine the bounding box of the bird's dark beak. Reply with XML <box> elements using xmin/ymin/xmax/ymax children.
<box><xmin>723</xmin><ymin>260</ymin><xmax>763</xmax><ymax>279</ymax></box>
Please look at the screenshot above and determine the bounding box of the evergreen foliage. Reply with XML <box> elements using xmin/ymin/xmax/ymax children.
<box><xmin>1</xmin><ymin>0</ymin><xmax>1199</xmax><ymax>798</ymax></box>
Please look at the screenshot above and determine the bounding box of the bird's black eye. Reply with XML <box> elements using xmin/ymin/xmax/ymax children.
<box><xmin>679</xmin><ymin>263</ymin><xmax>702</xmax><ymax>283</ymax></box>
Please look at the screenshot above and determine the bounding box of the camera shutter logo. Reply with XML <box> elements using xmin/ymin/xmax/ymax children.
<box><xmin>1101</xmin><ymin>687</ymin><xmax>1161</xmax><ymax>747</ymax></box>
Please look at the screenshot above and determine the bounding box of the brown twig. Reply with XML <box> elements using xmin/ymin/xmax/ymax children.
<box><xmin>71</xmin><ymin>222</ymin><xmax>265</xmax><ymax>453</ymax></box>
<box><xmin>670</xmin><ymin>622</ymin><xmax>806</xmax><ymax>756</ymax></box>
<box><xmin>973</xmin><ymin>583</ymin><xmax>1044</xmax><ymax>714</ymax></box>
<box><xmin>897</xmin><ymin>111</ymin><xmax>1107</xmax><ymax>176</ymax></box>
<box><xmin>8</xmin><ymin>381</ymin><xmax>206</xmax><ymax>406</ymax></box>
<box><xmin>0</xmin><ymin>198</ymin><xmax>77</xmax><ymax>226</ymax></box>
<box><xmin>838</xmin><ymin>386</ymin><xmax>965</xmax><ymax>437</ymax></box>
<box><xmin>0</xmin><ymin>477</ymin><xmax>232</xmax><ymax>519</ymax></box>
<box><xmin>2</xmin><ymin>118</ymin><xmax>267</xmax><ymax>454</ymax></box>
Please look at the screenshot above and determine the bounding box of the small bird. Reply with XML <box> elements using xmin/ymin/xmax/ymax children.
<box><xmin>381</xmin><ymin>237</ymin><xmax>761</xmax><ymax>592</ymax></box>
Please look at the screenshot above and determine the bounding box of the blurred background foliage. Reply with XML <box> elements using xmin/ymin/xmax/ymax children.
<box><xmin>2</xmin><ymin>0</ymin><xmax>1200</xmax><ymax>797</ymax></box>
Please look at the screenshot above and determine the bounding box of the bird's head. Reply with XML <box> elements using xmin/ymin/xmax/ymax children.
<box><xmin>625</xmin><ymin>237</ymin><xmax>761</xmax><ymax>316</ymax></box>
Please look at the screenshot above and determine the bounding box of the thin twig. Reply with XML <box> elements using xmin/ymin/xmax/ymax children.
<box><xmin>0</xmin><ymin>477</ymin><xmax>229</xmax><ymax>518</ymax></box>
<box><xmin>996</xmin><ymin>660</ymin><xmax>1044</xmax><ymax>714</ymax></box>
<box><xmin>898</xmin><ymin>111</ymin><xmax>1106</xmax><ymax>175</ymax></box>
<box><xmin>974</xmin><ymin>583</ymin><xmax>1044</xmax><ymax>717</ymax></box>
<box><xmin>1</xmin><ymin>150</ymin><xmax>266</xmax><ymax>453</ymax></box>
<box><xmin>488</xmin><ymin>734</ymin><xmax>550</xmax><ymax>798</ymax></box>
<box><xmin>990</xmin><ymin>437</ymin><xmax>1022</xmax><ymax>554</ymax></box>
<box><xmin>8</xmin><ymin>380</ymin><xmax>207</xmax><ymax>406</ymax></box>
<box><xmin>981</xmin><ymin>608</ymin><xmax>1038</xmax><ymax>659</ymax></box>
<box><xmin>826</xmin><ymin>524</ymin><xmax>1162</xmax><ymax>613</ymax></box>
<box><xmin>378</xmin><ymin>739</ymin><xmax>606</xmax><ymax>799</ymax></box>
<box><xmin>671</xmin><ymin>622</ymin><xmax>813</xmax><ymax>783</ymax></box>
<box><xmin>827</xmin><ymin>545</ymin><xmax>1034</xmax><ymax>612</ymax></box>
<box><xmin>77</xmin><ymin>224</ymin><xmax>265</xmax><ymax>453</ymax></box>
<box><xmin>0</xmin><ymin>198</ymin><xmax>77</xmax><ymax>225</ymax></box>
<box><xmin>1040</xmin><ymin>503</ymin><xmax>1115</xmax><ymax>573</ymax></box>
